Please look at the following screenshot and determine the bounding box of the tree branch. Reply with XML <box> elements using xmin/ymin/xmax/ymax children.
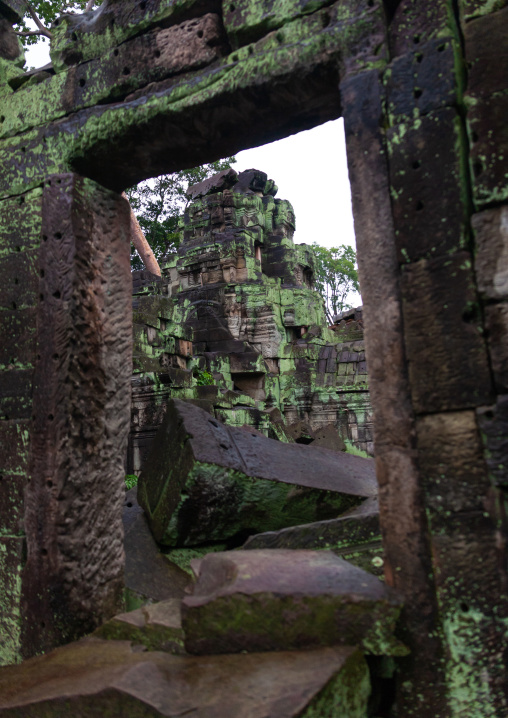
<box><xmin>16</xmin><ymin>29</ymin><xmax>48</xmax><ymax>37</ymax></box>
<box><xmin>121</xmin><ymin>193</ymin><xmax>162</xmax><ymax>277</ymax></box>
<box><xmin>85</xmin><ymin>0</ymin><xmax>95</xmax><ymax>10</ymax></box>
<box><xmin>26</xmin><ymin>2</ymin><xmax>52</xmax><ymax>38</ymax></box>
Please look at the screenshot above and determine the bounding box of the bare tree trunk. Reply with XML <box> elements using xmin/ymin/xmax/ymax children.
<box><xmin>121</xmin><ymin>193</ymin><xmax>161</xmax><ymax>277</ymax></box>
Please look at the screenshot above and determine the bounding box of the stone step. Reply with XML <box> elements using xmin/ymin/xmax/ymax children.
<box><xmin>93</xmin><ymin>598</ymin><xmax>185</xmax><ymax>655</ymax></box>
<box><xmin>0</xmin><ymin>639</ymin><xmax>370</xmax><ymax>718</ymax></box>
<box><xmin>182</xmin><ymin>549</ymin><xmax>407</xmax><ymax>657</ymax></box>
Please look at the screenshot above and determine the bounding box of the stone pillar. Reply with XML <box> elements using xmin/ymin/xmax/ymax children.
<box><xmin>342</xmin><ymin>1</ymin><xmax>508</xmax><ymax>714</ymax></box>
<box><xmin>17</xmin><ymin>174</ymin><xmax>132</xmax><ymax>658</ymax></box>
<box><xmin>0</xmin><ymin>186</ymin><xmax>42</xmax><ymax>665</ymax></box>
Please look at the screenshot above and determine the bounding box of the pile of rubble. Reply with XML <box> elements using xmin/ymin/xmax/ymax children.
<box><xmin>0</xmin><ymin>400</ymin><xmax>404</xmax><ymax>716</ymax></box>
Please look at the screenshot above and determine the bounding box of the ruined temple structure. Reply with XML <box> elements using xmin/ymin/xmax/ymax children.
<box><xmin>128</xmin><ymin>167</ymin><xmax>372</xmax><ymax>473</ymax></box>
<box><xmin>1</xmin><ymin>0</ymin><xmax>508</xmax><ymax>714</ymax></box>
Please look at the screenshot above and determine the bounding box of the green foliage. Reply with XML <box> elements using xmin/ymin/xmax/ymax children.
<box><xmin>125</xmin><ymin>474</ymin><xmax>138</xmax><ymax>490</ymax></box>
<box><xmin>312</xmin><ymin>244</ymin><xmax>360</xmax><ymax>323</ymax></box>
<box><xmin>126</xmin><ymin>159</ymin><xmax>236</xmax><ymax>270</ymax></box>
<box><xmin>193</xmin><ymin>368</ymin><xmax>214</xmax><ymax>386</ymax></box>
<box><xmin>15</xmin><ymin>2</ymin><xmax>98</xmax><ymax>46</ymax></box>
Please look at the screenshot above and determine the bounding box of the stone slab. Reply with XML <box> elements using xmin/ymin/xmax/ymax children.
<box><xmin>0</xmin><ymin>252</ymin><xmax>38</xmax><ymax>311</ymax></box>
<box><xmin>243</xmin><ymin>497</ymin><xmax>379</xmax><ymax>550</ymax></box>
<box><xmin>416</xmin><ymin>410</ymin><xmax>491</xmax><ymax>514</ymax></box>
<box><xmin>0</xmin><ymin>638</ymin><xmax>370</xmax><ymax>718</ymax></box>
<box><xmin>93</xmin><ymin>598</ymin><xmax>185</xmax><ymax>654</ymax></box>
<box><xmin>50</xmin><ymin>0</ymin><xmax>221</xmax><ymax>69</ymax></box>
<box><xmin>187</xmin><ymin>168</ymin><xmax>238</xmax><ymax>200</ymax></box>
<box><xmin>473</xmin><ymin>205</ymin><xmax>508</xmax><ymax>301</ymax></box>
<box><xmin>309</xmin><ymin>423</ymin><xmax>347</xmax><ymax>452</ymax></box>
<box><xmin>401</xmin><ymin>251</ymin><xmax>492</xmax><ymax>413</ymax></box>
<box><xmin>386</xmin><ymin>38</ymin><xmax>457</xmax><ymax>121</ymax></box>
<box><xmin>484</xmin><ymin>302</ymin><xmax>508</xmax><ymax>391</ymax></box>
<box><xmin>77</xmin><ymin>14</ymin><xmax>226</xmax><ymax>108</ymax></box>
<box><xmin>388</xmin><ymin>108</ymin><xmax>467</xmax><ymax>264</ymax></box>
<box><xmin>0</xmin><ymin>536</ymin><xmax>24</xmax><ymax>667</ymax></box>
<box><xmin>388</xmin><ymin>0</ymin><xmax>452</xmax><ymax>58</ymax></box>
<box><xmin>182</xmin><ymin>549</ymin><xmax>405</xmax><ymax>656</ymax></box>
<box><xmin>461</xmin><ymin>0</ymin><xmax>508</xmax><ymax>20</ymax></box>
<box><xmin>464</xmin><ymin>6</ymin><xmax>508</xmax><ymax>97</ymax></box>
<box><xmin>138</xmin><ymin>399</ymin><xmax>377</xmax><ymax>546</ymax></box>
<box><xmin>123</xmin><ymin>488</ymin><xmax>192</xmax><ymax>602</ymax></box>
<box><xmin>476</xmin><ymin>396</ymin><xmax>508</xmax><ymax>488</ymax></box>
<box><xmin>467</xmin><ymin>89</ymin><xmax>508</xmax><ymax>207</ymax></box>
<box><xmin>0</xmin><ymin>369</ymin><xmax>32</xmax><ymax>420</ymax></box>
<box><xmin>242</xmin><ymin>497</ymin><xmax>382</xmax><ymax>575</ymax></box>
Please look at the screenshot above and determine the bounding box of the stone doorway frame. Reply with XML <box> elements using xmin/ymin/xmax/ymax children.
<box><xmin>0</xmin><ymin>0</ymin><xmax>507</xmax><ymax>713</ymax></box>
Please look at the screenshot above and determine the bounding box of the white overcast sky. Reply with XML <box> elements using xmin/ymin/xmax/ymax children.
<box><xmin>26</xmin><ymin>41</ymin><xmax>361</xmax><ymax>304</ymax></box>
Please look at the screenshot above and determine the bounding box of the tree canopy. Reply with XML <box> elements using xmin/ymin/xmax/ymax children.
<box><xmin>126</xmin><ymin>159</ymin><xmax>237</xmax><ymax>271</ymax></box>
<box><xmin>312</xmin><ymin>244</ymin><xmax>360</xmax><ymax>323</ymax></box>
<box><xmin>15</xmin><ymin>1</ymin><xmax>98</xmax><ymax>45</ymax></box>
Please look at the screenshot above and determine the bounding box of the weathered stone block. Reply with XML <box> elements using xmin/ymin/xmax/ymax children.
<box><xmin>401</xmin><ymin>251</ymin><xmax>492</xmax><ymax>413</ymax></box>
<box><xmin>0</xmin><ymin>419</ymin><xmax>28</xmax><ymax>479</ymax></box>
<box><xmin>467</xmin><ymin>89</ymin><xmax>508</xmax><ymax>207</ymax></box>
<box><xmin>0</xmin><ymin>252</ymin><xmax>38</xmax><ymax>311</ymax></box>
<box><xmin>0</xmin><ymin>190</ymin><xmax>42</xmax><ymax>249</ymax></box>
<box><xmin>0</xmin><ymin>422</ymin><xmax>28</xmax><ymax>536</ymax></box>
<box><xmin>484</xmin><ymin>302</ymin><xmax>508</xmax><ymax>391</ymax></box>
<box><xmin>464</xmin><ymin>6</ymin><xmax>508</xmax><ymax>96</ymax></box>
<box><xmin>341</xmin><ymin>69</ymin><xmax>417</xmax><ymax>452</ymax></box>
<box><xmin>386</xmin><ymin>38</ymin><xmax>457</xmax><ymax>121</ymax></box>
<box><xmin>460</xmin><ymin>0</ymin><xmax>508</xmax><ymax>20</ymax></box>
<box><xmin>427</xmin><ymin>510</ymin><xmax>508</xmax><ymax>711</ymax></box>
<box><xmin>388</xmin><ymin>0</ymin><xmax>453</xmax><ymax>57</ymax></box>
<box><xmin>73</xmin><ymin>14</ymin><xmax>227</xmax><ymax>108</ymax></box>
<box><xmin>243</xmin><ymin>497</ymin><xmax>379</xmax><ymax>548</ymax></box>
<box><xmin>473</xmin><ymin>205</ymin><xmax>508</xmax><ymax>300</ymax></box>
<box><xmin>138</xmin><ymin>399</ymin><xmax>377</xmax><ymax>547</ymax></box>
<box><xmin>224</xmin><ymin>0</ymin><xmax>381</xmax><ymax>52</ymax></box>
<box><xmin>388</xmin><ymin>108</ymin><xmax>467</xmax><ymax>263</ymax></box>
<box><xmin>0</xmin><ymin>370</ymin><xmax>32</xmax><ymax>420</ymax></box>
<box><xmin>0</xmin><ymin>308</ymin><xmax>36</xmax><ymax>370</ymax></box>
<box><xmin>182</xmin><ymin>549</ymin><xmax>405</xmax><ymax>656</ymax></box>
<box><xmin>243</xmin><ymin>497</ymin><xmax>382</xmax><ymax>574</ymax></box>
<box><xmin>309</xmin><ymin>423</ymin><xmax>346</xmax><ymax>452</ymax></box>
<box><xmin>50</xmin><ymin>0</ymin><xmax>222</xmax><ymax>70</ymax></box>
<box><xmin>0</xmin><ymin>638</ymin><xmax>370</xmax><ymax>718</ymax></box>
<box><xmin>123</xmin><ymin>488</ymin><xmax>192</xmax><ymax>603</ymax></box>
<box><xmin>476</xmin><ymin>395</ymin><xmax>508</xmax><ymax>487</ymax></box>
<box><xmin>0</xmin><ymin>536</ymin><xmax>24</xmax><ymax>667</ymax></box>
<box><xmin>416</xmin><ymin>410</ymin><xmax>490</xmax><ymax>514</ymax></box>
<box><xmin>93</xmin><ymin>598</ymin><xmax>185</xmax><ymax>654</ymax></box>
<box><xmin>374</xmin><ymin>445</ymin><xmax>447</xmax><ymax>710</ymax></box>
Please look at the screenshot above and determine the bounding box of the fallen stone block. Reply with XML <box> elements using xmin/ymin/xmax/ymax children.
<box><xmin>137</xmin><ymin>400</ymin><xmax>377</xmax><ymax>547</ymax></box>
<box><xmin>182</xmin><ymin>549</ymin><xmax>406</xmax><ymax>657</ymax></box>
<box><xmin>123</xmin><ymin>487</ymin><xmax>192</xmax><ymax>602</ymax></box>
<box><xmin>243</xmin><ymin>497</ymin><xmax>383</xmax><ymax>576</ymax></box>
<box><xmin>0</xmin><ymin>638</ymin><xmax>370</xmax><ymax>718</ymax></box>
<box><xmin>309</xmin><ymin>423</ymin><xmax>347</xmax><ymax>452</ymax></box>
<box><xmin>93</xmin><ymin>598</ymin><xmax>185</xmax><ymax>654</ymax></box>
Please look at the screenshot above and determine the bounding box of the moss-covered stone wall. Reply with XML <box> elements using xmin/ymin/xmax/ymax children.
<box><xmin>0</xmin><ymin>0</ymin><xmax>507</xmax><ymax>713</ymax></box>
